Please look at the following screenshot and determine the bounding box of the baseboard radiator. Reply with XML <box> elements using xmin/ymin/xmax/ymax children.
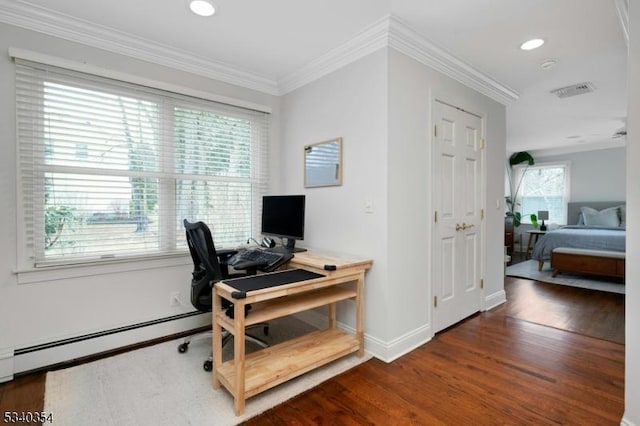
<box><xmin>9</xmin><ymin>311</ymin><xmax>209</xmax><ymax>379</ymax></box>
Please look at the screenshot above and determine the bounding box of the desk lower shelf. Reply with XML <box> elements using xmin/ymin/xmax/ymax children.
<box><xmin>216</xmin><ymin>328</ymin><xmax>359</xmax><ymax>400</ymax></box>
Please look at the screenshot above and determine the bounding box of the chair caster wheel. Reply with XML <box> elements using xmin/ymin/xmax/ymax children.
<box><xmin>203</xmin><ymin>360</ymin><xmax>213</xmax><ymax>372</ymax></box>
<box><xmin>177</xmin><ymin>343</ymin><xmax>189</xmax><ymax>353</ymax></box>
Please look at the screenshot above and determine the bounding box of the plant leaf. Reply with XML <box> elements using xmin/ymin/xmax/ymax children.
<box><xmin>509</xmin><ymin>151</ymin><xmax>535</xmax><ymax>167</ymax></box>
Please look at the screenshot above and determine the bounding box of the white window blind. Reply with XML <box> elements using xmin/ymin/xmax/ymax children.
<box><xmin>16</xmin><ymin>59</ymin><xmax>269</xmax><ymax>267</ymax></box>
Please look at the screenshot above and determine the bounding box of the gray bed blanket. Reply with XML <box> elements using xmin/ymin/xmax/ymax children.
<box><xmin>531</xmin><ymin>225</ymin><xmax>626</xmax><ymax>261</ymax></box>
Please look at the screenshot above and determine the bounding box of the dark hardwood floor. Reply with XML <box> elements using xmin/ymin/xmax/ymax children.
<box><xmin>504</xmin><ymin>276</ymin><xmax>625</xmax><ymax>343</ymax></box>
<box><xmin>0</xmin><ymin>372</ymin><xmax>45</xmax><ymax>425</ymax></box>
<box><xmin>244</xmin><ymin>277</ymin><xmax>624</xmax><ymax>425</ymax></box>
<box><xmin>0</xmin><ymin>277</ymin><xmax>625</xmax><ymax>425</ymax></box>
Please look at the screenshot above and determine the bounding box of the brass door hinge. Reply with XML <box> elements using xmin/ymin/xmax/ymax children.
<box><xmin>480</xmin><ymin>209</ymin><xmax>484</xmax><ymax>220</ymax></box>
<box><xmin>434</xmin><ymin>125</ymin><xmax>438</xmax><ymax>137</ymax></box>
<box><xmin>480</xmin><ymin>279</ymin><xmax>484</xmax><ymax>289</ymax></box>
<box><xmin>434</xmin><ymin>211</ymin><xmax>438</xmax><ymax>223</ymax></box>
<box><xmin>480</xmin><ymin>138</ymin><xmax>485</xmax><ymax>149</ymax></box>
<box><xmin>434</xmin><ymin>296</ymin><xmax>438</xmax><ymax>307</ymax></box>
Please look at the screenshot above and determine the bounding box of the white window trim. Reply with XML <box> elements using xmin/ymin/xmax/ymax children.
<box><xmin>513</xmin><ymin>160</ymin><xmax>571</xmax><ymax>225</ymax></box>
<box><xmin>15</xmin><ymin>254</ymin><xmax>193</xmax><ymax>284</ymax></box>
<box><xmin>14</xmin><ymin>51</ymin><xmax>270</xmax><ymax>272</ymax></box>
<box><xmin>8</xmin><ymin>47</ymin><xmax>272</xmax><ymax>114</ymax></box>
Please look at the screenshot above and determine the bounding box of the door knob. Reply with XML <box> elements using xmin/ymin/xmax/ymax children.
<box><xmin>462</xmin><ymin>223</ymin><xmax>475</xmax><ymax>230</ymax></box>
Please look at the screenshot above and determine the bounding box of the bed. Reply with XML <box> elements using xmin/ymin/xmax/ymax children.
<box><xmin>531</xmin><ymin>201</ymin><xmax>626</xmax><ymax>272</ymax></box>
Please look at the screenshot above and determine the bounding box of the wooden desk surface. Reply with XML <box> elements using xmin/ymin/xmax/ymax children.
<box><xmin>288</xmin><ymin>250</ymin><xmax>373</xmax><ymax>271</ymax></box>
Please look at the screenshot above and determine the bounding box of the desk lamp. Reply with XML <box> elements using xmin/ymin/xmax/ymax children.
<box><xmin>538</xmin><ymin>210</ymin><xmax>549</xmax><ymax>231</ymax></box>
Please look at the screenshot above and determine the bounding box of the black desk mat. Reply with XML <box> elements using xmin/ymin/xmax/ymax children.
<box><xmin>224</xmin><ymin>268</ymin><xmax>326</xmax><ymax>298</ymax></box>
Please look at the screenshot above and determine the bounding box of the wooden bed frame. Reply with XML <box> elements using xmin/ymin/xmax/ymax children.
<box><xmin>534</xmin><ymin>200</ymin><xmax>626</xmax><ymax>273</ymax></box>
<box><xmin>550</xmin><ymin>248</ymin><xmax>625</xmax><ymax>280</ymax></box>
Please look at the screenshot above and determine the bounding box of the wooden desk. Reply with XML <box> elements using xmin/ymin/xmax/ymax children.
<box><xmin>212</xmin><ymin>251</ymin><xmax>372</xmax><ymax>415</ymax></box>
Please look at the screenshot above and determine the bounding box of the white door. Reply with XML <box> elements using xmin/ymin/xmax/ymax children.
<box><xmin>432</xmin><ymin>100</ymin><xmax>483</xmax><ymax>333</ymax></box>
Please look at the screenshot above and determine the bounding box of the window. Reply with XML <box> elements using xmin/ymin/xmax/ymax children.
<box><xmin>16</xmin><ymin>59</ymin><xmax>269</xmax><ymax>267</ymax></box>
<box><xmin>515</xmin><ymin>162</ymin><xmax>570</xmax><ymax>225</ymax></box>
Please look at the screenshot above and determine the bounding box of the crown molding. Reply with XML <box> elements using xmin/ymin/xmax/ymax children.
<box><xmin>0</xmin><ymin>0</ymin><xmax>279</xmax><ymax>95</ymax></box>
<box><xmin>614</xmin><ymin>0</ymin><xmax>629</xmax><ymax>46</ymax></box>
<box><xmin>0</xmin><ymin>2</ymin><xmax>517</xmax><ymax>104</ymax></box>
<box><xmin>277</xmin><ymin>15</ymin><xmax>391</xmax><ymax>94</ymax></box>
<box><xmin>387</xmin><ymin>16</ymin><xmax>518</xmax><ymax>105</ymax></box>
<box><xmin>279</xmin><ymin>15</ymin><xmax>518</xmax><ymax>104</ymax></box>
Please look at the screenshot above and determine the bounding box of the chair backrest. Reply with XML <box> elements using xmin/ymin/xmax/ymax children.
<box><xmin>183</xmin><ymin>219</ymin><xmax>224</xmax><ymax>311</ymax></box>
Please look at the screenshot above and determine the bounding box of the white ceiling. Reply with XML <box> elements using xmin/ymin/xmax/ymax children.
<box><xmin>0</xmin><ymin>0</ymin><xmax>629</xmax><ymax>154</ymax></box>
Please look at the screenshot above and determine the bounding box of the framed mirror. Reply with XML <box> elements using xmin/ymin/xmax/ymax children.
<box><xmin>304</xmin><ymin>137</ymin><xmax>343</xmax><ymax>188</ymax></box>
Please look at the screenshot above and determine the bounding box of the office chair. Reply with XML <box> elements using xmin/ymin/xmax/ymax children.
<box><xmin>178</xmin><ymin>219</ymin><xmax>269</xmax><ymax>371</ymax></box>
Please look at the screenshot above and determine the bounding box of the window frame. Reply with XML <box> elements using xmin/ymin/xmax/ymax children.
<box><xmin>513</xmin><ymin>160</ymin><xmax>571</xmax><ymax>225</ymax></box>
<box><xmin>15</xmin><ymin>56</ymin><xmax>270</xmax><ymax>271</ymax></box>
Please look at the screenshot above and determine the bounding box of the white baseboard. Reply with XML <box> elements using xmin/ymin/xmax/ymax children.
<box><xmin>484</xmin><ymin>289</ymin><xmax>507</xmax><ymax>311</ymax></box>
<box><xmin>621</xmin><ymin>415</ymin><xmax>638</xmax><ymax>426</ymax></box>
<box><xmin>0</xmin><ymin>350</ymin><xmax>14</xmax><ymax>383</ymax></box>
<box><xmin>366</xmin><ymin>324</ymin><xmax>432</xmax><ymax>363</ymax></box>
<box><xmin>13</xmin><ymin>314</ymin><xmax>210</xmax><ymax>375</ymax></box>
<box><xmin>294</xmin><ymin>310</ymin><xmax>431</xmax><ymax>363</ymax></box>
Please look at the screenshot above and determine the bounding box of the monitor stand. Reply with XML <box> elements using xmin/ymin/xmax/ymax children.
<box><xmin>266</xmin><ymin>239</ymin><xmax>307</xmax><ymax>254</ymax></box>
<box><xmin>286</xmin><ymin>238</ymin><xmax>307</xmax><ymax>253</ymax></box>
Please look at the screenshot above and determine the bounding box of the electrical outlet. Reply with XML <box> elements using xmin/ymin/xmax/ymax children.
<box><xmin>169</xmin><ymin>291</ymin><xmax>181</xmax><ymax>307</ymax></box>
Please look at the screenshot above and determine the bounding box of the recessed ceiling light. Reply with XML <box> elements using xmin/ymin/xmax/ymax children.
<box><xmin>189</xmin><ymin>0</ymin><xmax>216</xmax><ymax>17</ymax></box>
<box><xmin>520</xmin><ymin>38</ymin><xmax>545</xmax><ymax>51</ymax></box>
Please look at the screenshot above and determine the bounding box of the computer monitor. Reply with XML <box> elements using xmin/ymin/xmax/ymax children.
<box><xmin>261</xmin><ymin>195</ymin><xmax>306</xmax><ymax>252</ymax></box>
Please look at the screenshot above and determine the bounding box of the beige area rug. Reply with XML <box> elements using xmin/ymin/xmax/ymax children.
<box><xmin>506</xmin><ymin>259</ymin><xmax>625</xmax><ymax>294</ymax></box>
<box><xmin>44</xmin><ymin>316</ymin><xmax>370</xmax><ymax>425</ymax></box>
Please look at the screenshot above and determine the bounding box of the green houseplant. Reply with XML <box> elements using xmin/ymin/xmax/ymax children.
<box><xmin>505</xmin><ymin>151</ymin><xmax>535</xmax><ymax>227</ymax></box>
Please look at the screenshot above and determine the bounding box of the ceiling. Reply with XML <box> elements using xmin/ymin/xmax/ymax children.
<box><xmin>0</xmin><ymin>0</ymin><xmax>629</xmax><ymax>154</ymax></box>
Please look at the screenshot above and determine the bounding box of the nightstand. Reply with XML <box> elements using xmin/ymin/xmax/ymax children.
<box><xmin>526</xmin><ymin>230</ymin><xmax>547</xmax><ymax>259</ymax></box>
<box><xmin>505</xmin><ymin>216</ymin><xmax>515</xmax><ymax>262</ymax></box>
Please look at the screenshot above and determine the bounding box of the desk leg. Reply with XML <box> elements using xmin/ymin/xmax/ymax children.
<box><xmin>356</xmin><ymin>271</ymin><xmax>365</xmax><ymax>357</ymax></box>
<box><xmin>212</xmin><ymin>290</ymin><xmax>222</xmax><ymax>389</ymax></box>
<box><xmin>328</xmin><ymin>302</ymin><xmax>336</xmax><ymax>329</ymax></box>
<box><xmin>233</xmin><ymin>301</ymin><xmax>246</xmax><ymax>415</ymax></box>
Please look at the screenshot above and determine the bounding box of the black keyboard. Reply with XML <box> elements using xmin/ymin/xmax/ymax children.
<box><xmin>227</xmin><ymin>249</ymin><xmax>287</xmax><ymax>271</ymax></box>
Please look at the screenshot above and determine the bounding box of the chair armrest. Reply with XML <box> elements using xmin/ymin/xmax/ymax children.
<box><xmin>217</xmin><ymin>248</ymin><xmax>238</xmax><ymax>263</ymax></box>
<box><xmin>232</xmin><ymin>259</ymin><xmax>268</xmax><ymax>271</ymax></box>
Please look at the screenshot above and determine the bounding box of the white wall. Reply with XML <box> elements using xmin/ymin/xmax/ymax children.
<box><xmin>280</xmin><ymin>47</ymin><xmax>506</xmax><ymax>361</ymax></box>
<box><xmin>624</xmin><ymin>1</ymin><xmax>639</xmax><ymax>424</ymax></box>
<box><xmin>535</xmin><ymin>147</ymin><xmax>626</xmax><ymax>202</ymax></box>
<box><xmin>386</xmin><ymin>50</ymin><xmax>507</xmax><ymax>353</ymax></box>
<box><xmin>0</xmin><ymin>23</ymin><xmax>281</xmax><ymax>378</ymax></box>
<box><xmin>280</xmin><ymin>49</ymin><xmax>391</xmax><ymax>355</ymax></box>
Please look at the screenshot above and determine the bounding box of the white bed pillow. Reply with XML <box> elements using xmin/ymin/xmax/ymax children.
<box><xmin>580</xmin><ymin>206</ymin><xmax>620</xmax><ymax>227</ymax></box>
<box><xmin>618</xmin><ymin>204</ymin><xmax>626</xmax><ymax>228</ymax></box>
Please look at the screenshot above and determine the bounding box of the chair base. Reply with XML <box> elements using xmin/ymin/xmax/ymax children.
<box><xmin>178</xmin><ymin>323</ymin><xmax>270</xmax><ymax>371</ymax></box>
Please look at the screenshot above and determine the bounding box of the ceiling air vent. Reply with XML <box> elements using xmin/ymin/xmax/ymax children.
<box><xmin>550</xmin><ymin>82</ymin><xmax>596</xmax><ymax>98</ymax></box>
